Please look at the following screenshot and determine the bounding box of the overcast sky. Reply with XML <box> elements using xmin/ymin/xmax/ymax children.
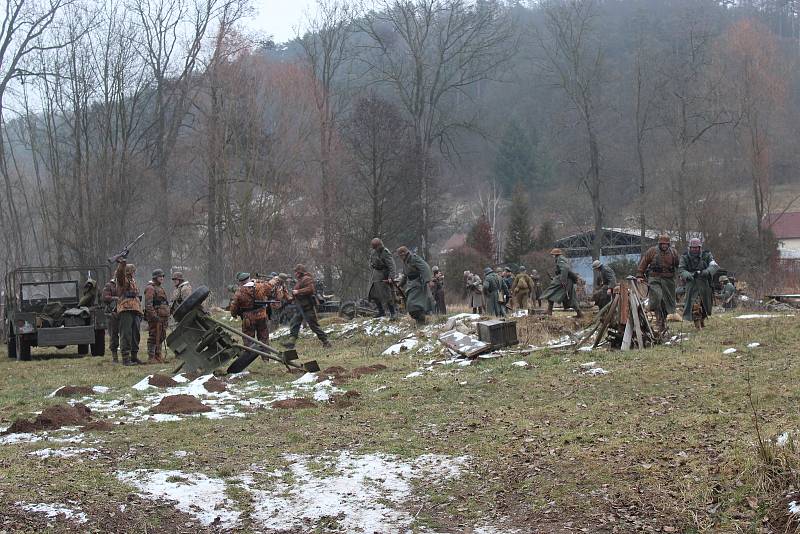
<box><xmin>247</xmin><ymin>0</ymin><xmax>319</xmax><ymax>43</ymax></box>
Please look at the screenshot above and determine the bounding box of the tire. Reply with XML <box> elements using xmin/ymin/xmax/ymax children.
<box><xmin>91</xmin><ymin>329</ymin><xmax>105</xmax><ymax>356</ymax></box>
<box><xmin>77</xmin><ymin>344</ymin><xmax>89</xmax><ymax>356</ymax></box>
<box><xmin>173</xmin><ymin>286</ymin><xmax>210</xmax><ymax>322</ymax></box>
<box><xmin>17</xmin><ymin>337</ymin><xmax>31</xmax><ymax>361</ymax></box>
<box><xmin>7</xmin><ymin>335</ymin><xmax>16</xmax><ymax>359</ymax></box>
<box><xmin>226</xmin><ymin>350</ymin><xmax>259</xmax><ymax>374</ymax></box>
<box><xmin>339</xmin><ymin>301</ymin><xmax>356</xmax><ymax>320</ymax></box>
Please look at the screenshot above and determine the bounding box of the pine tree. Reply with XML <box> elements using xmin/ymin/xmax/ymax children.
<box><xmin>493</xmin><ymin>120</ymin><xmax>537</xmax><ymax>196</ymax></box>
<box><xmin>467</xmin><ymin>215</ymin><xmax>495</xmax><ymax>261</ymax></box>
<box><xmin>536</xmin><ymin>220</ymin><xmax>556</xmax><ymax>251</ymax></box>
<box><xmin>504</xmin><ymin>186</ymin><xmax>533</xmax><ymax>264</ymax></box>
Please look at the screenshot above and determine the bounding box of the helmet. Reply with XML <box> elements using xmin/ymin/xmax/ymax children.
<box><xmin>396</xmin><ymin>246</ymin><xmax>410</xmax><ymax>257</ymax></box>
<box><xmin>719</xmin><ymin>275</ymin><xmax>729</xmax><ymax>282</ymax></box>
<box><xmin>658</xmin><ymin>235</ymin><xmax>670</xmax><ymax>245</ymax></box>
<box><xmin>237</xmin><ymin>272</ymin><xmax>251</xmax><ymax>282</ymax></box>
<box><xmin>592</xmin><ymin>260</ymin><xmax>601</xmax><ymax>269</ymax></box>
<box><xmin>152</xmin><ymin>269</ymin><xmax>165</xmax><ymax>278</ymax></box>
<box><xmin>171</xmin><ymin>271</ymin><xmax>184</xmax><ymax>281</ymax></box>
<box><xmin>689</xmin><ymin>238</ymin><xmax>702</xmax><ymax>248</ymax></box>
<box><xmin>278</xmin><ymin>273</ymin><xmax>289</xmax><ymax>282</ymax></box>
<box><xmin>125</xmin><ymin>264</ymin><xmax>136</xmax><ymax>274</ymax></box>
<box><xmin>519</xmin><ymin>266</ymin><xmax>527</xmax><ymax>272</ymax></box>
<box><xmin>549</xmin><ymin>248</ymin><xmax>563</xmax><ymax>256</ymax></box>
<box><xmin>85</xmin><ymin>278</ymin><xmax>96</xmax><ymax>287</ymax></box>
<box><xmin>484</xmin><ymin>267</ymin><xmax>493</xmax><ymax>275</ymax></box>
<box><xmin>269</xmin><ymin>272</ymin><xmax>277</xmax><ymax>278</ymax></box>
<box><xmin>432</xmin><ymin>266</ymin><xmax>439</xmax><ymax>272</ymax></box>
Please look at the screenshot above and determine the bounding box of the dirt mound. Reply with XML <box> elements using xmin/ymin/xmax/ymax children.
<box><xmin>148</xmin><ymin>374</ymin><xmax>178</xmax><ymax>388</ymax></box>
<box><xmin>329</xmin><ymin>390</ymin><xmax>361</xmax><ymax>409</ymax></box>
<box><xmin>150</xmin><ymin>395</ymin><xmax>211</xmax><ymax>415</ymax></box>
<box><xmin>203</xmin><ymin>378</ymin><xmax>227</xmax><ymax>393</ymax></box>
<box><xmin>322</xmin><ymin>366</ymin><xmax>348</xmax><ymax>376</ymax></box>
<box><xmin>54</xmin><ymin>386</ymin><xmax>94</xmax><ymax>398</ymax></box>
<box><xmin>4</xmin><ymin>403</ymin><xmax>92</xmax><ymax>434</ymax></box>
<box><xmin>272</xmin><ymin>398</ymin><xmax>315</xmax><ymax>409</ymax></box>
<box><xmin>350</xmin><ymin>364</ymin><xmax>387</xmax><ymax>378</ymax></box>
<box><xmin>82</xmin><ymin>420</ymin><xmax>114</xmax><ymax>431</ymax></box>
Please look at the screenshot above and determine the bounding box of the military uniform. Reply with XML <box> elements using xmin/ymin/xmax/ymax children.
<box><xmin>721</xmin><ymin>277</ymin><xmax>737</xmax><ymax>310</ymax></box>
<box><xmin>638</xmin><ymin>236</ymin><xmax>680</xmax><ymax>327</ymax></box>
<box><xmin>482</xmin><ymin>268</ymin><xmax>505</xmax><ymax>317</ymax></box>
<box><xmin>114</xmin><ymin>260</ymin><xmax>143</xmax><ymax>365</ymax></box>
<box><xmin>511</xmin><ymin>269</ymin><xmax>534</xmax><ymax>310</ymax></box>
<box><xmin>230</xmin><ymin>274</ymin><xmax>278</xmax><ymax>348</ymax></box>
<box><xmin>542</xmin><ymin>250</ymin><xmax>582</xmax><ymax>317</ymax></box>
<box><xmin>102</xmin><ymin>279</ymin><xmax>120</xmax><ymax>362</ymax></box>
<box><xmin>368</xmin><ymin>245</ymin><xmax>397</xmax><ymax>318</ymax></box>
<box><xmin>592</xmin><ymin>262</ymin><xmax>617</xmax><ymax>309</ymax></box>
<box><xmin>79</xmin><ymin>280</ymin><xmax>98</xmax><ymax>307</ymax></box>
<box><xmin>284</xmin><ymin>266</ymin><xmax>329</xmax><ymax>347</ymax></box>
<box><xmin>679</xmin><ymin>242</ymin><xmax>718</xmax><ymax>322</ymax></box>
<box><xmin>467</xmin><ymin>274</ymin><xmax>484</xmax><ymax>314</ymax></box>
<box><xmin>398</xmin><ymin>248</ymin><xmax>433</xmax><ymax>326</ymax></box>
<box><xmin>170</xmin><ymin>272</ymin><xmax>193</xmax><ymax>315</ymax></box>
<box><xmin>531</xmin><ymin>270</ymin><xmax>542</xmax><ymax>307</ymax></box>
<box><xmin>432</xmin><ymin>269</ymin><xmax>446</xmax><ymax>315</ymax></box>
<box><xmin>144</xmin><ymin>272</ymin><xmax>170</xmax><ymax>363</ymax></box>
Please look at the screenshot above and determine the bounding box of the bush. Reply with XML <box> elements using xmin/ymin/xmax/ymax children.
<box><xmin>442</xmin><ymin>246</ymin><xmax>491</xmax><ymax>302</ymax></box>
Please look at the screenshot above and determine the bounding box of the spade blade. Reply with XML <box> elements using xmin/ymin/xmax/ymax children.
<box><xmin>303</xmin><ymin>360</ymin><xmax>320</xmax><ymax>373</ymax></box>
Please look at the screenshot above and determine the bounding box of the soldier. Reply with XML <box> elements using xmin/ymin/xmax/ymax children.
<box><xmin>511</xmin><ymin>266</ymin><xmax>534</xmax><ymax>311</ymax></box>
<box><xmin>591</xmin><ymin>259</ymin><xmax>617</xmax><ymax>309</ymax></box>
<box><xmin>396</xmin><ymin>246</ymin><xmax>433</xmax><ymax>326</ymax></box>
<box><xmin>114</xmin><ymin>259</ymin><xmax>143</xmax><ymax>366</ymax></box>
<box><xmin>368</xmin><ymin>238</ymin><xmax>398</xmax><ymax>319</ymax></box>
<box><xmin>101</xmin><ymin>277</ymin><xmax>120</xmax><ymax>363</ymax></box>
<box><xmin>466</xmin><ymin>271</ymin><xmax>484</xmax><ymax>314</ymax></box>
<box><xmin>144</xmin><ymin>269</ymin><xmax>170</xmax><ymax>363</ymax></box>
<box><xmin>541</xmin><ymin>248</ymin><xmax>583</xmax><ymax>317</ymax></box>
<box><xmin>431</xmin><ymin>266</ymin><xmax>446</xmax><ymax>315</ymax></box>
<box><xmin>679</xmin><ymin>238</ymin><xmax>719</xmax><ymax>324</ymax></box>
<box><xmin>482</xmin><ymin>267</ymin><xmax>505</xmax><ymax>317</ymax></box>
<box><xmin>637</xmin><ymin>234</ymin><xmax>680</xmax><ymax>330</ymax></box>
<box><xmin>501</xmin><ymin>268</ymin><xmax>514</xmax><ymax>307</ymax></box>
<box><xmin>530</xmin><ymin>268</ymin><xmax>543</xmax><ymax>308</ymax></box>
<box><xmin>720</xmin><ymin>275</ymin><xmax>737</xmax><ymax>310</ymax></box>
<box><xmin>170</xmin><ymin>272</ymin><xmax>192</xmax><ymax>315</ymax></box>
<box><xmin>230</xmin><ymin>272</ymin><xmax>278</xmax><ymax>349</ymax></box>
<box><xmin>283</xmin><ymin>264</ymin><xmax>330</xmax><ymax>348</ymax></box>
<box><xmin>79</xmin><ymin>279</ymin><xmax>97</xmax><ymax>307</ymax></box>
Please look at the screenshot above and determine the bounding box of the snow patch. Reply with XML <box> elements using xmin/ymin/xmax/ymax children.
<box><xmin>747</xmin><ymin>342</ymin><xmax>761</xmax><ymax>348</ymax></box>
<box><xmin>777</xmin><ymin>432</ymin><xmax>790</xmax><ymax>447</ymax></box>
<box><xmin>117</xmin><ymin>470</ymin><xmax>241</xmax><ymax>528</ymax></box>
<box><xmin>131</xmin><ymin>375</ymin><xmax>154</xmax><ymax>391</ymax></box>
<box><xmin>736</xmin><ymin>314</ymin><xmax>781</xmax><ymax>320</ymax></box>
<box><xmin>15</xmin><ymin>502</ymin><xmax>87</xmax><ymax>524</ymax></box>
<box><xmin>790</xmin><ymin>500</ymin><xmax>800</xmax><ymax>515</ymax></box>
<box><xmin>404</xmin><ymin>371</ymin><xmax>423</xmax><ymax>379</ymax></box>
<box><xmin>382</xmin><ymin>337</ymin><xmax>418</xmax><ymax>355</ymax></box>
<box><xmin>723</xmin><ymin>348</ymin><xmax>737</xmax><ymax>354</ymax></box>
<box><xmin>511</xmin><ymin>361</ymin><xmax>528</xmax><ymax>367</ymax></box>
<box><xmin>29</xmin><ymin>447</ymin><xmax>99</xmax><ymax>459</ymax></box>
<box><xmin>92</xmin><ymin>386</ymin><xmax>109</xmax><ymax>394</ymax></box>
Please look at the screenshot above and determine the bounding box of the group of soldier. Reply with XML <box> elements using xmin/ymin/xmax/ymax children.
<box><xmin>463</xmin><ymin>266</ymin><xmax>544</xmax><ymax>317</ymax></box>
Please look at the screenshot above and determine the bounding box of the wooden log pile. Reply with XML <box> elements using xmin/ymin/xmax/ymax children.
<box><xmin>575</xmin><ymin>278</ymin><xmax>658</xmax><ymax>351</ymax></box>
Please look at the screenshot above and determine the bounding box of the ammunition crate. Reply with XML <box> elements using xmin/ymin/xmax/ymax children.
<box><xmin>476</xmin><ymin>320</ymin><xmax>518</xmax><ymax>349</ymax></box>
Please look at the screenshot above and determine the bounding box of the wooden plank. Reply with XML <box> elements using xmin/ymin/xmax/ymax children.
<box><xmin>593</xmin><ymin>296</ymin><xmax>619</xmax><ymax>348</ymax></box>
<box><xmin>621</xmin><ymin>320</ymin><xmax>633</xmax><ymax>351</ymax></box>
<box><xmin>438</xmin><ymin>330</ymin><xmax>490</xmax><ymax>357</ymax></box>
<box><xmin>628</xmin><ymin>290</ymin><xmax>644</xmax><ymax>349</ymax></box>
<box><xmin>619</xmin><ymin>284</ymin><xmax>630</xmax><ymax>325</ymax></box>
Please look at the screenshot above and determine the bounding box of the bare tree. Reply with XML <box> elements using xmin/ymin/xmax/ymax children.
<box><xmin>359</xmin><ymin>0</ymin><xmax>514</xmax><ymax>259</ymax></box>
<box><xmin>536</xmin><ymin>0</ymin><xmax>605</xmax><ymax>259</ymax></box>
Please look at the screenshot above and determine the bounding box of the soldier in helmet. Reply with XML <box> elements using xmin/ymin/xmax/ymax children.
<box><xmin>511</xmin><ymin>266</ymin><xmax>534</xmax><ymax>311</ymax></box>
<box><xmin>482</xmin><ymin>266</ymin><xmax>505</xmax><ymax>317</ymax></box>
<box><xmin>368</xmin><ymin>238</ymin><xmax>398</xmax><ymax>319</ymax></box>
<box><xmin>679</xmin><ymin>237</ymin><xmax>719</xmax><ymax>324</ymax></box>
<box><xmin>170</xmin><ymin>271</ymin><xmax>192</xmax><ymax>315</ymax></box>
<box><xmin>114</xmin><ymin>259</ymin><xmax>143</xmax><ymax>366</ymax></box>
<box><xmin>591</xmin><ymin>259</ymin><xmax>616</xmax><ymax>309</ymax></box>
<box><xmin>230</xmin><ymin>272</ymin><xmax>281</xmax><ymax>349</ymax></box>
<box><xmin>531</xmin><ymin>269</ymin><xmax>543</xmax><ymax>308</ymax></box>
<box><xmin>396</xmin><ymin>247</ymin><xmax>433</xmax><ymax>326</ymax></box>
<box><xmin>637</xmin><ymin>235</ymin><xmax>680</xmax><ymax>330</ymax></box>
<box><xmin>283</xmin><ymin>264</ymin><xmax>330</xmax><ymax>348</ymax></box>
<box><xmin>720</xmin><ymin>275</ymin><xmax>737</xmax><ymax>310</ymax></box>
<box><xmin>79</xmin><ymin>278</ymin><xmax>98</xmax><ymax>307</ymax></box>
<box><xmin>144</xmin><ymin>269</ymin><xmax>170</xmax><ymax>363</ymax></box>
<box><xmin>541</xmin><ymin>248</ymin><xmax>582</xmax><ymax>317</ymax></box>
<box><xmin>431</xmin><ymin>266</ymin><xmax>446</xmax><ymax>315</ymax></box>
<box><xmin>102</xmin><ymin>277</ymin><xmax>120</xmax><ymax>362</ymax></box>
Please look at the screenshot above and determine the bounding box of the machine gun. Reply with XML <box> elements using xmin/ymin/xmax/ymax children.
<box><xmin>168</xmin><ymin>286</ymin><xmax>319</xmax><ymax>375</ymax></box>
<box><xmin>107</xmin><ymin>233</ymin><xmax>145</xmax><ymax>263</ymax></box>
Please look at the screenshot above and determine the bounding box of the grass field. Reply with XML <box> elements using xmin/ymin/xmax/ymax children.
<box><xmin>0</xmin><ymin>310</ymin><xmax>799</xmax><ymax>533</ymax></box>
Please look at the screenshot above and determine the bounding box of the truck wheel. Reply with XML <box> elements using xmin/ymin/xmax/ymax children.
<box><xmin>17</xmin><ymin>337</ymin><xmax>31</xmax><ymax>361</ymax></box>
<box><xmin>7</xmin><ymin>335</ymin><xmax>16</xmax><ymax>359</ymax></box>
<box><xmin>77</xmin><ymin>344</ymin><xmax>89</xmax><ymax>356</ymax></box>
<box><xmin>173</xmin><ymin>286</ymin><xmax>210</xmax><ymax>322</ymax></box>
<box><xmin>91</xmin><ymin>330</ymin><xmax>105</xmax><ymax>356</ymax></box>
<box><xmin>339</xmin><ymin>301</ymin><xmax>356</xmax><ymax>320</ymax></box>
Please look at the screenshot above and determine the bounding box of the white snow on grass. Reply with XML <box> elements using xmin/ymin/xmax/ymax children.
<box><xmin>723</xmin><ymin>348</ymin><xmax>737</xmax><ymax>354</ymax></box>
<box><xmin>92</xmin><ymin>385</ymin><xmax>109</xmax><ymax>394</ymax></box>
<box><xmin>790</xmin><ymin>500</ymin><xmax>800</xmax><ymax>515</ymax></box>
<box><xmin>735</xmin><ymin>314</ymin><xmax>781</xmax><ymax>319</ymax></box>
<box><xmin>292</xmin><ymin>372</ymin><xmax>318</xmax><ymax>385</ymax></box>
<box><xmin>747</xmin><ymin>342</ymin><xmax>761</xmax><ymax>348</ymax></box>
<box><xmin>29</xmin><ymin>447</ymin><xmax>99</xmax><ymax>459</ymax></box>
<box><xmin>404</xmin><ymin>371</ymin><xmax>423</xmax><ymax>379</ymax></box>
<box><xmin>383</xmin><ymin>337</ymin><xmax>418</xmax><ymax>355</ymax></box>
<box><xmin>0</xmin><ymin>432</ymin><xmax>44</xmax><ymax>445</ymax></box>
<box><xmin>117</xmin><ymin>470</ymin><xmax>241</xmax><ymax>529</ymax></box>
<box><xmin>448</xmin><ymin>313</ymin><xmax>482</xmax><ymax>321</ymax></box>
<box><xmin>15</xmin><ymin>502</ymin><xmax>87</xmax><ymax>524</ymax></box>
<box><xmin>511</xmin><ymin>361</ymin><xmax>529</xmax><ymax>367</ymax></box>
<box><xmin>585</xmin><ymin>367</ymin><xmax>610</xmax><ymax>376</ymax></box>
<box><xmin>777</xmin><ymin>432</ymin><xmax>790</xmax><ymax>447</ymax></box>
<box><xmin>131</xmin><ymin>375</ymin><xmax>154</xmax><ymax>391</ymax></box>
<box><xmin>243</xmin><ymin>451</ymin><xmax>468</xmax><ymax>533</ymax></box>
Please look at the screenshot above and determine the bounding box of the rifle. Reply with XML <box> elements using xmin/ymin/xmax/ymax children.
<box><xmin>387</xmin><ymin>278</ymin><xmax>406</xmax><ymax>300</ymax></box>
<box><xmin>108</xmin><ymin>232</ymin><xmax>145</xmax><ymax>263</ymax></box>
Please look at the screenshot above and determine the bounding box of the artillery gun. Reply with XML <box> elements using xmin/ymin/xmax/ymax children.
<box><xmin>168</xmin><ymin>286</ymin><xmax>320</xmax><ymax>375</ymax></box>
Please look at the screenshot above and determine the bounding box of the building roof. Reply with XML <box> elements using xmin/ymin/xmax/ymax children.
<box><xmin>554</xmin><ymin>228</ymin><xmax>657</xmax><ymax>258</ymax></box>
<box><xmin>765</xmin><ymin>212</ymin><xmax>800</xmax><ymax>239</ymax></box>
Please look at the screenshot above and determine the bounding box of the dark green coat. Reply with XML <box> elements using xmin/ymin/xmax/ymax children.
<box><xmin>400</xmin><ymin>253</ymin><xmax>433</xmax><ymax>314</ymax></box>
<box><xmin>368</xmin><ymin>246</ymin><xmax>396</xmax><ymax>305</ymax></box>
<box><xmin>483</xmin><ymin>272</ymin><xmax>505</xmax><ymax>317</ymax></box>
<box><xmin>679</xmin><ymin>250</ymin><xmax>719</xmax><ymax>321</ymax></box>
<box><xmin>541</xmin><ymin>256</ymin><xmax>578</xmax><ymax>309</ymax></box>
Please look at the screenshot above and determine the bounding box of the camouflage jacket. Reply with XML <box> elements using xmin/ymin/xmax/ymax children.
<box><xmin>114</xmin><ymin>261</ymin><xmax>142</xmax><ymax>315</ymax></box>
<box><xmin>638</xmin><ymin>246</ymin><xmax>679</xmax><ymax>278</ymax></box>
<box><xmin>230</xmin><ymin>280</ymin><xmax>276</xmax><ymax>321</ymax></box>
<box><xmin>144</xmin><ymin>282</ymin><xmax>170</xmax><ymax>320</ymax></box>
<box><xmin>171</xmin><ymin>281</ymin><xmax>193</xmax><ymax>311</ymax></box>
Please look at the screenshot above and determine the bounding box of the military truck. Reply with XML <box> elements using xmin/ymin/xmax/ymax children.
<box><xmin>4</xmin><ymin>266</ymin><xmax>109</xmax><ymax>361</ymax></box>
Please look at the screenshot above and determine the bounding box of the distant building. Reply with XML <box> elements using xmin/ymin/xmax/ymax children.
<box><xmin>553</xmin><ymin>228</ymin><xmax>658</xmax><ymax>289</ymax></box>
<box><xmin>764</xmin><ymin>212</ymin><xmax>800</xmax><ymax>260</ymax></box>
